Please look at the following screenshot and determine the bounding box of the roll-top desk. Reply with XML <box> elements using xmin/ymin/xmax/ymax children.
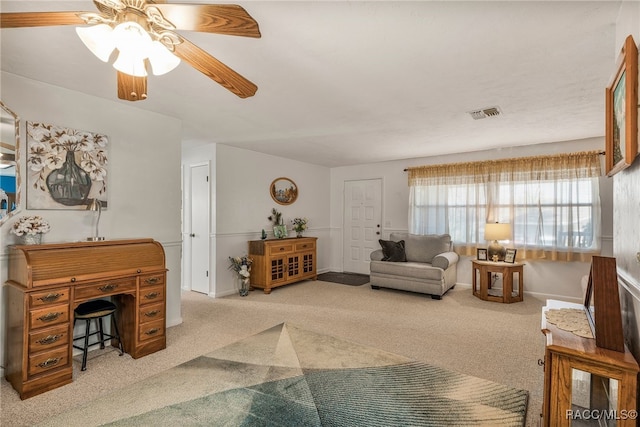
<box><xmin>5</xmin><ymin>238</ymin><xmax>167</xmax><ymax>399</ymax></box>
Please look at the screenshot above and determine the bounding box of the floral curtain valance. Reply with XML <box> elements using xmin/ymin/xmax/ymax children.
<box><xmin>407</xmin><ymin>150</ymin><xmax>602</xmax><ymax>186</ymax></box>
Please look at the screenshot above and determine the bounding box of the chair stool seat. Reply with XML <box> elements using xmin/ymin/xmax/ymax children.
<box><xmin>73</xmin><ymin>299</ymin><xmax>124</xmax><ymax>371</ymax></box>
<box><xmin>75</xmin><ymin>299</ymin><xmax>117</xmax><ymax>318</ymax></box>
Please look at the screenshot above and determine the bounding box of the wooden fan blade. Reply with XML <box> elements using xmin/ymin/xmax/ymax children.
<box><xmin>173</xmin><ymin>38</ymin><xmax>257</xmax><ymax>98</ymax></box>
<box><xmin>154</xmin><ymin>4</ymin><xmax>260</xmax><ymax>38</ymax></box>
<box><xmin>117</xmin><ymin>72</ymin><xmax>148</xmax><ymax>101</ymax></box>
<box><xmin>0</xmin><ymin>12</ymin><xmax>86</xmax><ymax>28</ymax></box>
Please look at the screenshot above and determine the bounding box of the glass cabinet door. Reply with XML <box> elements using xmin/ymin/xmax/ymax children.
<box><xmin>570</xmin><ymin>368</ymin><xmax>619</xmax><ymax>426</ymax></box>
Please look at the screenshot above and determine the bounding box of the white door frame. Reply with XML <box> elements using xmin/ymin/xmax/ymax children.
<box><xmin>184</xmin><ymin>161</ymin><xmax>211</xmax><ymax>294</ymax></box>
<box><xmin>343</xmin><ymin>178</ymin><xmax>383</xmax><ymax>274</ymax></box>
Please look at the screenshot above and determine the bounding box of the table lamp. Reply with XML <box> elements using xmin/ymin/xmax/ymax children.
<box><xmin>86</xmin><ymin>198</ymin><xmax>105</xmax><ymax>241</ymax></box>
<box><xmin>485</xmin><ymin>222</ymin><xmax>511</xmax><ymax>261</ymax></box>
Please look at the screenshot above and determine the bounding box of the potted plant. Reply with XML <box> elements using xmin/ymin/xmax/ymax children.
<box><xmin>268</xmin><ymin>208</ymin><xmax>287</xmax><ymax>239</ymax></box>
<box><xmin>10</xmin><ymin>215</ymin><xmax>51</xmax><ymax>245</ymax></box>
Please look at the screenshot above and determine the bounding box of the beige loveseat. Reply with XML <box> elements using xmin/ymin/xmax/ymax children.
<box><xmin>369</xmin><ymin>233</ymin><xmax>459</xmax><ymax>299</ymax></box>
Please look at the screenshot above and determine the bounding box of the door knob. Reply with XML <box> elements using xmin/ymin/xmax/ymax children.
<box><xmin>190</xmin><ymin>233</ymin><xmax>195</xmax><ymax>237</ymax></box>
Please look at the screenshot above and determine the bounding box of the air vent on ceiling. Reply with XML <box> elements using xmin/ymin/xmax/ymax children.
<box><xmin>468</xmin><ymin>106</ymin><xmax>502</xmax><ymax>120</ymax></box>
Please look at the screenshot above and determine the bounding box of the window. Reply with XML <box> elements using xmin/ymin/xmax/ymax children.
<box><xmin>408</xmin><ymin>151</ymin><xmax>602</xmax><ymax>261</ymax></box>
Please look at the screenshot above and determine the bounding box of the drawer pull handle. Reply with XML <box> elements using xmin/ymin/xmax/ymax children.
<box><xmin>144</xmin><ymin>328</ymin><xmax>159</xmax><ymax>336</ymax></box>
<box><xmin>38</xmin><ymin>312</ymin><xmax>62</xmax><ymax>322</ymax></box>
<box><xmin>144</xmin><ymin>310</ymin><xmax>160</xmax><ymax>318</ymax></box>
<box><xmin>38</xmin><ymin>293</ymin><xmax>62</xmax><ymax>303</ymax></box>
<box><xmin>98</xmin><ymin>284</ymin><xmax>118</xmax><ymax>292</ymax></box>
<box><xmin>144</xmin><ymin>277</ymin><xmax>160</xmax><ymax>284</ymax></box>
<box><xmin>37</xmin><ymin>334</ymin><xmax>62</xmax><ymax>345</ymax></box>
<box><xmin>301</xmin><ymin>245</ymin><xmax>307</xmax><ymax>248</ymax></box>
<box><xmin>144</xmin><ymin>292</ymin><xmax>159</xmax><ymax>300</ymax></box>
<box><xmin>37</xmin><ymin>357</ymin><xmax>61</xmax><ymax>368</ymax></box>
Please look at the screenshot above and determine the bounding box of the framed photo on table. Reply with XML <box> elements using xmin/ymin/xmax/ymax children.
<box><xmin>504</xmin><ymin>248</ymin><xmax>517</xmax><ymax>263</ymax></box>
<box><xmin>477</xmin><ymin>248</ymin><xmax>487</xmax><ymax>261</ymax></box>
<box><xmin>605</xmin><ymin>35</ymin><xmax>638</xmax><ymax>176</ymax></box>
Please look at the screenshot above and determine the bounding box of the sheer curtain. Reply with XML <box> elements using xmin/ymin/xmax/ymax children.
<box><xmin>408</xmin><ymin>151</ymin><xmax>602</xmax><ymax>261</ymax></box>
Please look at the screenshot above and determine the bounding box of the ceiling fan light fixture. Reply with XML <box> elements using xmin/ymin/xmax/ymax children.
<box><xmin>113</xmin><ymin>51</ymin><xmax>148</xmax><ymax>77</ymax></box>
<box><xmin>112</xmin><ymin>21</ymin><xmax>152</xmax><ymax>55</ymax></box>
<box><xmin>148</xmin><ymin>40</ymin><xmax>180</xmax><ymax>76</ymax></box>
<box><xmin>76</xmin><ymin>24</ymin><xmax>116</xmax><ymax>62</ymax></box>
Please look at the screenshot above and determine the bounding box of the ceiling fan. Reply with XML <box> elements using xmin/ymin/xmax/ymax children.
<box><xmin>0</xmin><ymin>0</ymin><xmax>261</xmax><ymax>101</ymax></box>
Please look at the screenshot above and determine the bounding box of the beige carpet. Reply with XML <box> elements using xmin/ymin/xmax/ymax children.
<box><xmin>1</xmin><ymin>281</ymin><xmax>545</xmax><ymax>426</ymax></box>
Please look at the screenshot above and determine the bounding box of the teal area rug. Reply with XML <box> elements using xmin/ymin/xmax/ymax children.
<box><xmin>40</xmin><ymin>323</ymin><xmax>528</xmax><ymax>426</ymax></box>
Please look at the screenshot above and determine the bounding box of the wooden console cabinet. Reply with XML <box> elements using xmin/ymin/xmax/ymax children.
<box><xmin>248</xmin><ymin>237</ymin><xmax>317</xmax><ymax>294</ymax></box>
<box><xmin>5</xmin><ymin>239</ymin><xmax>167</xmax><ymax>399</ymax></box>
<box><xmin>541</xmin><ymin>300</ymin><xmax>639</xmax><ymax>426</ymax></box>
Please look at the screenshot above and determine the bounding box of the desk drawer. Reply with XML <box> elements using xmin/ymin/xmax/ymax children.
<box><xmin>74</xmin><ymin>278</ymin><xmax>136</xmax><ymax>301</ymax></box>
<box><xmin>30</xmin><ymin>288</ymin><xmax>70</xmax><ymax>308</ymax></box>
<box><xmin>140</xmin><ymin>273</ymin><xmax>165</xmax><ymax>288</ymax></box>
<box><xmin>139</xmin><ymin>301</ymin><xmax>165</xmax><ymax>324</ymax></box>
<box><xmin>138</xmin><ymin>318</ymin><xmax>165</xmax><ymax>342</ymax></box>
<box><xmin>29</xmin><ymin>324</ymin><xmax>70</xmax><ymax>353</ymax></box>
<box><xmin>295</xmin><ymin>241</ymin><xmax>315</xmax><ymax>251</ymax></box>
<box><xmin>29</xmin><ymin>304</ymin><xmax>70</xmax><ymax>330</ymax></box>
<box><xmin>268</xmin><ymin>243</ymin><xmax>294</xmax><ymax>255</ymax></box>
<box><xmin>28</xmin><ymin>346</ymin><xmax>69</xmax><ymax>376</ymax></box>
<box><xmin>140</xmin><ymin>284</ymin><xmax>165</xmax><ymax>305</ymax></box>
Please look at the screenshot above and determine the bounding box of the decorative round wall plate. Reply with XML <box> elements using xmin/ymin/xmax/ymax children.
<box><xmin>270</xmin><ymin>177</ymin><xmax>298</xmax><ymax>205</ymax></box>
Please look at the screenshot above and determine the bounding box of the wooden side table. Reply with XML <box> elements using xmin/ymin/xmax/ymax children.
<box><xmin>472</xmin><ymin>260</ymin><xmax>524</xmax><ymax>303</ymax></box>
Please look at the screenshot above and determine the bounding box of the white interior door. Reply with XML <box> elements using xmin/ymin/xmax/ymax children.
<box><xmin>190</xmin><ymin>163</ymin><xmax>210</xmax><ymax>294</ymax></box>
<box><xmin>343</xmin><ymin>179</ymin><xmax>382</xmax><ymax>274</ymax></box>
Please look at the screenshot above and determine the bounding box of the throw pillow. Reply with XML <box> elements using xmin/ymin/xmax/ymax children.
<box><xmin>378</xmin><ymin>239</ymin><xmax>407</xmax><ymax>262</ymax></box>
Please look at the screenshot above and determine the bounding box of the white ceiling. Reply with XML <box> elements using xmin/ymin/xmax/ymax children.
<box><xmin>0</xmin><ymin>1</ymin><xmax>623</xmax><ymax>167</ymax></box>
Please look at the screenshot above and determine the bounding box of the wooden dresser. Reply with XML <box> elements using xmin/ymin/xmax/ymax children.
<box><xmin>248</xmin><ymin>237</ymin><xmax>317</xmax><ymax>293</ymax></box>
<box><xmin>5</xmin><ymin>239</ymin><xmax>167</xmax><ymax>399</ymax></box>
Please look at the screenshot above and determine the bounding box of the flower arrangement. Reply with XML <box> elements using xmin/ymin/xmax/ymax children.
<box><xmin>291</xmin><ymin>217</ymin><xmax>308</xmax><ymax>234</ymax></box>
<box><xmin>268</xmin><ymin>208</ymin><xmax>283</xmax><ymax>225</ymax></box>
<box><xmin>228</xmin><ymin>255</ymin><xmax>253</xmax><ymax>296</ymax></box>
<box><xmin>11</xmin><ymin>215</ymin><xmax>51</xmax><ymax>236</ymax></box>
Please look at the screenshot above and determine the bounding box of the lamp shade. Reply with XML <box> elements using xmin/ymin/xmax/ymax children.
<box><xmin>484</xmin><ymin>223</ymin><xmax>511</xmax><ymax>241</ymax></box>
<box><xmin>148</xmin><ymin>41</ymin><xmax>181</xmax><ymax>76</ymax></box>
<box><xmin>76</xmin><ymin>24</ymin><xmax>116</xmax><ymax>62</ymax></box>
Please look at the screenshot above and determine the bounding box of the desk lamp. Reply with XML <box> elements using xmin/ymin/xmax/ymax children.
<box><xmin>87</xmin><ymin>198</ymin><xmax>105</xmax><ymax>241</ymax></box>
<box><xmin>485</xmin><ymin>222</ymin><xmax>511</xmax><ymax>261</ymax></box>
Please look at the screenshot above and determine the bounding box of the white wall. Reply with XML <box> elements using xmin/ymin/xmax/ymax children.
<box><xmin>330</xmin><ymin>137</ymin><xmax>613</xmax><ymax>302</ymax></box>
<box><xmin>0</xmin><ymin>72</ymin><xmax>183</xmax><ymax>375</ymax></box>
<box><xmin>182</xmin><ymin>143</ymin><xmax>331</xmax><ymax>297</ymax></box>
<box><xmin>612</xmin><ymin>1</ymin><xmax>640</xmax><ymax>359</ymax></box>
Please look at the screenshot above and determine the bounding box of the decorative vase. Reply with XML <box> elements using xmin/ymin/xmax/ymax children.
<box><xmin>20</xmin><ymin>233</ymin><xmax>42</xmax><ymax>245</ymax></box>
<box><xmin>46</xmin><ymin>150</ymin><xmax>92</xmax><ymax>206</ymax></box>
<box><xmin>238</xmin><ymin>277</ymin><xmax>250</xmax><ymax>297</ymax></box>
<box><xmin>296</xmin><ymin>231</ymin><xmax>303</xmax><ymax>238</ymax></box>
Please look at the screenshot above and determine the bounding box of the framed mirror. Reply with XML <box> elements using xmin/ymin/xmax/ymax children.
<box><xmin>0</xmin><ymin>100</ymin><xmax>20</xmax><ymax>225</ymax></box>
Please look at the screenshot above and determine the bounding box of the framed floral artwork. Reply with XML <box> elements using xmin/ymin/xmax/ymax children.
<box><xmin>270</xmin><ymin>177</ymin><xmax>298</xmax><ymax>205</ymax></box>
<box><xmin>605</xmin><ymin>35</ymin><xmax>638</xmax><ymax>176</ymax></box>
<box><xmin>477</xmin><ymin>248</ymin><xmax>487</xmax><ymax>261</ymax></box>
<box><xmin>26</xmin><ymin>122</ymin><xmax>108</xmax><ymax>209</ymax></box>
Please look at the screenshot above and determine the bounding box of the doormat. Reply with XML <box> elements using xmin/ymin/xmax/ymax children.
<box><xmin>317</xmin><ymin>272</ymin><xmax>370</xmax><ymax>286</ymax></box>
